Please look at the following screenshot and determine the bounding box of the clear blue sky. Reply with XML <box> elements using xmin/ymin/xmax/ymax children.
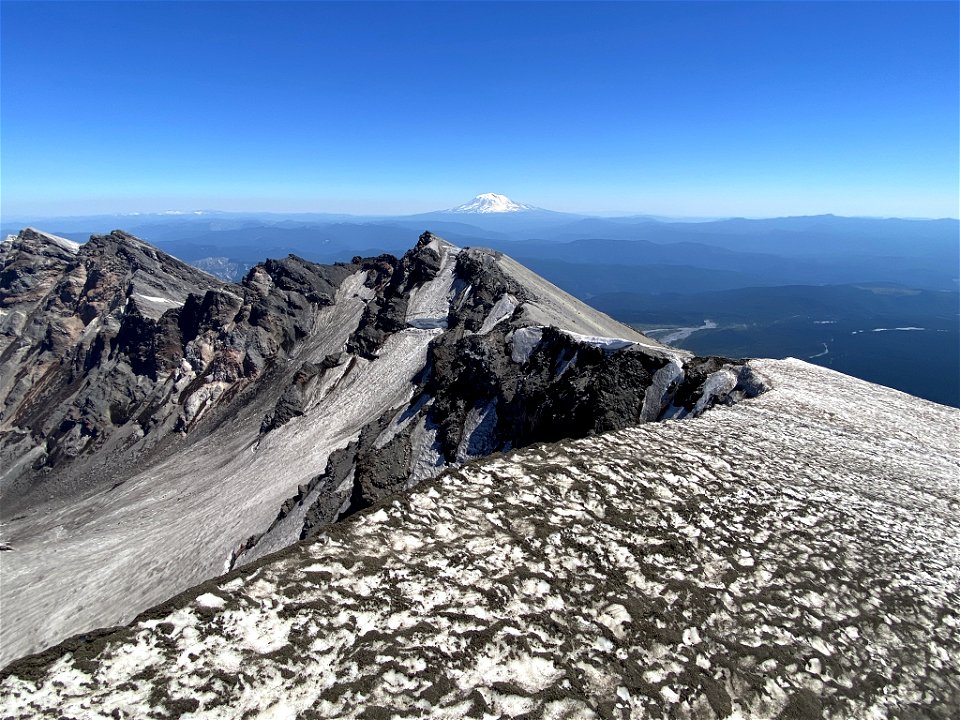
<box><xmin>2</xmin><ymin>1</ymin><xmax>957</xmax><ymax>218</ymax></box>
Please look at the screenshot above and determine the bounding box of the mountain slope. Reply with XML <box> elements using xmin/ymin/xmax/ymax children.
<box><xmin>450</xmin><ymin>193</ymin><xmax>535</xmax><ymax>213</ymax></box>
<box><xmin>0</xmin><ymin>228</ymin><xmax>233</xmax><ymax>498</ymax></box>
<box><xmin>0</xmin><ymin>229</ymin><xmax>761</xmax><ymax>664</ymax></box>
<box><xmin>2</xmin><ymin>359</ymin><xmax>957</xmax><ymax>718</ymax></box>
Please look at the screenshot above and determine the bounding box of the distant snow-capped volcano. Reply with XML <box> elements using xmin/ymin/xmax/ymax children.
<box><xmin>449</xmin><ymin>193</ymin><xmax>535</xmax><ymax>213</ymax></box>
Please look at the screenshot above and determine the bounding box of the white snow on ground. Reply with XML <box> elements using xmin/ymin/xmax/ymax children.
<box><xmin>407</xmin><ymin>415</ymin><xmax>444</xmax><ymax>487</ymax></box>
<box><xmin>455</xmin><ymin>399</ymin><xmax>498</xmax><ymax>462</ymax></box>
<box><xmin>640</xmin><ymin>358</ymin><xmax>685</xmax><ymax>422</ymax></box>
<box><xmin>691</xmin><ymin>367</ymin><xmax>740</xmax><ymax>415</ymax></box>
<box><xmin>2</xmin><ymin>359</ymin><xmax>958</xmax><ymax>719</ymax></box>
<box><xmin>478</xmin><ymin>293</ymin><xmax>519</xmax><ymax>335</ymax></box>
<box><xmin>560</xmin><ymin>330</ymin><xmax>637</xmax><ymax>351</ymax></box>
<box><xmin>512</xmin><ymin>326</ymin><xmax>670</xmax><ymax>364</ymax></box>
<box><xmin>510</xmin><ymin>326</ymin><xmax>543</xmax><ymax>363</ymax></box>
<box><xmin>131</xmin><ymin>292</ymin><xmax>184</xmax><ymax>317</ymax></box>
<box><xmin>133</xmin><ymin>293</ymin><xmax>179</xmax><ymax>305</ymax></box>
<box><xmin>374</xmin><ymin>393</ymin><xmax>432</xmax><ymax>450</ymax></box>
<box><xmin>405</xmin><ymin>240</ymin><xmax>460</xmax><ymax>329</ymax></box>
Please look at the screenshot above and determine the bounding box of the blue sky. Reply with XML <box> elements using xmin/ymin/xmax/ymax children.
<box><xmin>2</xmin><ymin>1</ymin><xmax>957</xmax><ymax>218</ymax></box>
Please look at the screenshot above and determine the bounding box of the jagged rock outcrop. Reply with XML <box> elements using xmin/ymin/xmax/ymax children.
<box><xmin>0</xmin><ymin>229</ymin><xmax>762</xmax><ymax>665</ymax></box>
<box><xmin>1</xmin><ymin>229</ymin><xmax>231</xmax><ymax>497</ymax></box>
<box><xmin>0</xmin><ymin>229</ymin><xmax>357</xmax><ymax>508</ymax></box>
<box><xmin>2</xmin><ymin>360</ymin><xmax>957</xmax><ymax>719</ymax></box>
<box><xmin>231</xmin><ymin>235</ymin><xmax>763</xmax><ymax>565</ymax></box>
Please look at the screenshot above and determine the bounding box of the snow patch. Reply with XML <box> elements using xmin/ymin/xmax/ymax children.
<box><xmin>406</xmin><ymin>244</ymin><xmax>460</xmax><ymax>329</ymax></box>
<box><xmin>134</xmin><ymin>293</ymin><xmax>180</xmax><ymax>305</ymax></box>
<box><xmin>692</xmin><ymin>368</ymin><xmax>739</xmax><ymax>416</ymax></box>
<box><xmin>478</xmin><ymin>294</ymin><xmax>518</xmax><ymax>335</ymax></box>
<box><xmin>196</xmin><ymin>593</ymin><xmax>226</xmax><ymax>609</ymax></box>
<box><xmin>510</xmin><ymin>326</ymin><xmax>543</xmax><ymax>363</ymax></box>
<box><xmin>24</xmin><ymin>228</ymin><xmax>81</xmax><ymax>254</ymax></box>
<box><xmin>641</xmin><ymin>359</ymin><xmax>685</xmax><ymax>422</ymax></box>
<box><xmin>456</xmin><ymin>399</ymin><xmax>500</xmax><ymax>462</ymax></box>
<box><xmin>560</xmin><ymin>330</ymin><xmax>636</xmax><ymax>351</ymax></box>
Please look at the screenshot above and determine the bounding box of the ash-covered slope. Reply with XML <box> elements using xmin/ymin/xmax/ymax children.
<box><xmin>0</xmin><ymin>229</ymin><xmax>760</xmax><ymax>665</ymax></box>
<box><xmin>3</xmin><ymin>359</ymin><xmax>957</xmax><ymax>719</ymax></box>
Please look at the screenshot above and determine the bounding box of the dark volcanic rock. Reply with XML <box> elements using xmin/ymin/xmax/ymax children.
<box><xmin>346</xmin><ymin>232</ymin><xmax>452</xmax><ymax>358</ymax></box>
<box><xmin>0</xmin><ymin>230</ymin><xmax>359</xmax><ymax>509</ymax></box>
<box><xmin>1</xmin><ymin>227</ymin><xmax>766</xmax><ymax>664</ymax></box>
<box><xmin>254</xmin><ymin>235</ymin><xmax>765</xmax><ymax>551</ymax></box>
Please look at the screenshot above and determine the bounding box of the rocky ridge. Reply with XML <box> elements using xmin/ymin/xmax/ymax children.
<box><xmin>1</xmin><ymin>228</ymin><xmax>762</xmax><ymax>664</ymax></box>
<box><xmin>230</xmin><ymin>235</ymin><xmax>764</xmax><ymax>565</ymax></box>
<box><xmin>2</xmin><ymin>359</ymin><xmax>957</xmax><ymax>719</ymax></box>
<box><xmin>0</xmin><ymin>228</ymin><xmax>355</xmax><ymax>506</ymax></box>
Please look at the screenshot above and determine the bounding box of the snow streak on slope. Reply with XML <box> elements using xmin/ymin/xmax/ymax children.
<box><xmin>3</xmin><ymin>359</ymin><xmax>958</xmax><ymax>719</ymax></box>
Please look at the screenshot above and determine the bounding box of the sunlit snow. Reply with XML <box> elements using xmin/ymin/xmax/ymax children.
<box><xmin>2</xmin><ymin>359</ymin><xmax>957</xmax><ymax>719</ymax></box>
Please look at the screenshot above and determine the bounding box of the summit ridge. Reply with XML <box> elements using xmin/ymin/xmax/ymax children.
<box><xmin>2</xmin><ymin>359</ymin><xmax>957</xmax><ymax>718</ymax></box>
<box><xmin>0</xmin><ymin>228</ymin><xmax>760</xmax><ymax>664</ymax></box>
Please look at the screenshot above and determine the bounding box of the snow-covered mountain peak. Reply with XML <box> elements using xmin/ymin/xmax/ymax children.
<box><xmin>450</xmin><ymin>193</ymin><xmax>534</xmax><ymax>213</ymax></box>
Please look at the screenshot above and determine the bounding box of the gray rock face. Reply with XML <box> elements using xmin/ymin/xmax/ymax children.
<box><xmin>0</xmin><ymin>229</ymin><xmax>356</xmax><ymax>511</ymax></box>
<box><xmin>232</xmin><ymin>235</ymin><xmax>763</xmax><ymax>565</ymax></box>
<box><xmin>0</xmin><ymin>229</ymin><xmax>761</xmax><ymax>665</ymax></box>
<box><xmin>2</xmin><ymin>359</ymin><xmax>957</xmax><ymax>719</ymax></box>
<box><xmin>0</xmin><ymin>229</ymin><xmax>230</xmax><ymax>500</ymax></box>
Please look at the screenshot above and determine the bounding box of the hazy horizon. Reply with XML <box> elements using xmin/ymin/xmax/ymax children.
<box><xmin>3</xmin><ymin>199</ymin><xmax>959</xmax><ymax>225</ymax></box>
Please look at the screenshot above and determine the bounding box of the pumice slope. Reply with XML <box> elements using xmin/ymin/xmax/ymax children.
<box><xmin>1</xmin><ymin>359</ymin><xmax>957</xmax><ymax>718</ymax></box>
<box><xmin>0</xmin><ymin>230</ymin><xmax>761</xmax><ymax>664</ymax></box>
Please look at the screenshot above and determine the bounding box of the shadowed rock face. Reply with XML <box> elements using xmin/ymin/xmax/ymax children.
<box><xmin>0</xmin><ymin>229</ymin><xmax>762</xmax><ymax>665</ymax></box>
<box><xmin>1</xmin><ymin>360</ymin><xmax>957</xmax><ymax>719</ymax></box>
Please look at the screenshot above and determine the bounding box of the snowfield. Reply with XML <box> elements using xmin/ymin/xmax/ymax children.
<box><xmin>2</xmin><ymin>358</ymin><xmax>958</xmax><ymax>718</ymax></box>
